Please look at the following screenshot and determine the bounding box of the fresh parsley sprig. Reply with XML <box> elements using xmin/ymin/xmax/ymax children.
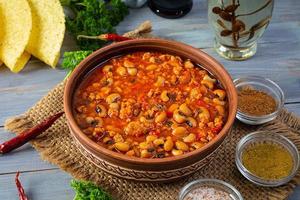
<box><xmin>71</xmin><ymin>180</ymin><xmax>113</xmax><ymax>200</ymax></box>
<box><xmin>61</xmin><ymin>0</ymin><xmax>129</xmax><ymax>50</ymax></box>
<box><xmin>61</xmin><ymin>50</ymin><xmax>92</xmax><ymax>77</ymax></box>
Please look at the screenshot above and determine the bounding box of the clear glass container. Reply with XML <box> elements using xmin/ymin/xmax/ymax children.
<box><xmin>179</xmin><ymin>179</ymin><xmax>243</xmax><ymax>200</ymax></box>
<box><xmin>208</xmin><ymin>0</ymin><xmax>274</xmax><ymax>60</ymax></box>
<box><xmin>236</xmin><ymin>131</ymin><xmax>300</xmax><ymax>187</ymax></box>
<box><xmin>234</xmin><ymin>76</ymin><xmax>284</xmax><ymax>125</ymax></box>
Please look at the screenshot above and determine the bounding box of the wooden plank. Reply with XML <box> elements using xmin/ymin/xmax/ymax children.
<box><xmin>0</xmin><ymin>2</ymin><xmax>299</xmax><ymax>126</ymax></box>
<box><xmin>0</xmin><ymin>82</ymin><xmax>64</xmax><ymax>126</ymax></box>
<box><xmin>0</xmin><ymin>103</ymin><xmax>298</xmax><ymax>175</ymax></box>
<box><xmin>285</xmin><ymin>103</ymin><xmax>300</xmax><ymax>116</ymax></box>
<box><xmin>0</xmin><ymin>128</ymin><xmax>57</xmax><ymax>174</ymax></box>
<box><xmin>116</xmin><ymin>1</ymin><xmax>300</xmax><ymax>47</ymax></box>
<box><xmin>0</xmin><ymin>33</ymin><xmax>75</xmax><ymax>87</ymax></box>
<box><xmin>203</xmin><ymin>42</ymin><xmax>300</xmax><ymax>105</ymax></box>
<box><xmin>284</xmin><ymin>103</ymin><xmax>300</xmax><ymax>200</ymax></box>
<box><xmin>0</xmin><ymin>34</ymin><xmax>75</xmax><ymax>125</ymax></box>
<box><xmin>119</xmin><ymin>21</ymin><xmax>300</xmax><ymax>49</ymax></box>
<box><xmin>1</xmin><ymin>40</ymin><xmax>300</xmax><ymax>125</ymax></box>
<box><xmin>0</xmin><ymin>170</ymin><xmax>74</xmax><ymax>200</ymax></box>
<box><xmin>0</xmin><ymin>1</ymin><xmax>299</xmax><ymax>199</ymax></box>
<box><xmin>289</xmin><ymin>187</ymin><xmax>300</xmax><ymax>200</ymax></box>
<box><xmin>2</xmin><ymin>39</ymin><xmax>299</xmax><ymax>93</ymax></box>
<box><xmin>0</xmin><ymin>168</ymin><xmax>299</xmax><ymax>200</ymax></box>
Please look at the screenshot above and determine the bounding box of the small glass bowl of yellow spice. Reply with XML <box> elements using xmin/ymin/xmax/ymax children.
<box><xmin>236</xmin><ymin>131</ymin><xmax>299</xmax><ymax>187</ymax></box>
<box><xmin>234</xmin><ymin>76</ymin><xmax>284</xmax><ymax>125</ymax></box>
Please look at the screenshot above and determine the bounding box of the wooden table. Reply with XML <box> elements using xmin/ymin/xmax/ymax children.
<box><xmin>1</xmin><ymin>0</ymin><xmax>300</xmax><ymax>199</ymax></box>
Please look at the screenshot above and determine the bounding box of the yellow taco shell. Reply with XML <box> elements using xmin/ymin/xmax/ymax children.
<box><xmin>0</xmin><ymin>0</ymin><xmax>32</xmax><ymax>72</ymax></box>
<box><xmin>26</xmin><ymin>0</ymin><xmax>65</xmax><ymax>68</ymax></box>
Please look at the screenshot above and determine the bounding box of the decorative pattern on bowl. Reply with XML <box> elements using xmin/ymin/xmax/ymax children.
<box><xmin>71</xmin><ymin>130</ymin><xmax>224</xmax><ymax>182</ymax></box>
<box><xmin>64</xmin><ymin>39</ymin><xmax>238</xmax><ymax>183</ymax></box>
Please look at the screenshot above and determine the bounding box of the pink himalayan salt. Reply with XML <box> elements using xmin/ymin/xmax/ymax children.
<box><xmin>183</xmin><ymin>186</ymin><xmax>233</xmax><ymax>200</ymax></box>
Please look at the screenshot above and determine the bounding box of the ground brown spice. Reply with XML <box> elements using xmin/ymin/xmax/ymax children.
<box><xmin>238</xmin><ymin>87</ymin><xmax>277</xmax><ymax>116</ymax></box>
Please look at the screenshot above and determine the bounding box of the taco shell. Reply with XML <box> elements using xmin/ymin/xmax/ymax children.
<box><xmin>0</xmin><ymin>0</ymin><xmax>32</xmax><ymax>73</ymax></box>
<box><xmin>26</xmin><ymin>0</ymin><xmax>65</xmax><ymax>68</ymax></box>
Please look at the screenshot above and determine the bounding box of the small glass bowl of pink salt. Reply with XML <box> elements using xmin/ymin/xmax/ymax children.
<box><xmin>178</xmin><ymin>179</ymin><xmax>243</xmax><ymax>200</ymax></box>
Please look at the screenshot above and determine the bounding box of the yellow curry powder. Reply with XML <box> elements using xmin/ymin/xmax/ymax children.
<box><xmin>242</xmin><ymin>142</ymin><xmax>293</xmax><ymax>180</ymax></box>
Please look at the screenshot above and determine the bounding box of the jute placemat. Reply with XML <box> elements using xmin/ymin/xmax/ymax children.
<box><xmin>4</xmin><ymin>22</ymin><xmax>300</xmax><ymax>200</ymax></box>
<box><xmin>5</xmin><ymin>81</ymin><xmax>300</xmax><ymax>200</ymax></box>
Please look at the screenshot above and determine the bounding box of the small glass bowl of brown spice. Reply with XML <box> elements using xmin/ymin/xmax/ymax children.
<box><xmin>236</xmin><ymin>131</ymin><xmax>299</xmax><ymax>187</ymax></box>
<box><xmin>178</xmin><ymin>179</ymin><xmax>243</xmax><ymax>200</ymax></box>
<box><xmin>234</xmin><ymin>76</ymin><xmax>284</xmax><ymax>125</ymax></box>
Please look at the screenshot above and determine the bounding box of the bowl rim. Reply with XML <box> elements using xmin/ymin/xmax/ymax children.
<box><xmin>64</xmin><ymin>38</ymin><xmax>238</xmax><ymax>165</ymax></box>
<box><xmin>235</xmin><ymin>131</ymin><xmax>300</xmax><ymax>187</ymax></box>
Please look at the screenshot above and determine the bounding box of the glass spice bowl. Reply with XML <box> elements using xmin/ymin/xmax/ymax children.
<box><xmin>235</xmin><ymin>131</ymin><xmax>300</xmax><ymax>187</ymax></box>
<box><xmin>178</xmin><ymin>179</ymin><xmax>243</xmax><ymax>200</ymax></box>
<box><xmin>234</xmin><ymin>76</ymin><xmax>285</xmax><ymax>125</ymax></box>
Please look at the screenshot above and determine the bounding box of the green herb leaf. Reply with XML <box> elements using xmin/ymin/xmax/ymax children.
<box><xmin>61</xmin><ymin>50</ymin><xmax>92</xmax><ymax>77</ymax></box>
<box><xmin>71</xmin><ymin>180</ymin><xmax>113</xmax><ymax>200</ymax></box>
<box><xmin>62</xmin><ymin>0</ymin><xmax>129</xmax><ymax>50</ymax></box>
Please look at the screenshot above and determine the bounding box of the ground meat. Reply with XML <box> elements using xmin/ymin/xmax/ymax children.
<box><xmin>124</xmin><ymin>121</ymin><xmax>148</xmax><ymax>136</ymax></box>
<box><xmin>119</xmin><ymin>99</ymin><xmax>139</xmax><ymax>119</ymax></box>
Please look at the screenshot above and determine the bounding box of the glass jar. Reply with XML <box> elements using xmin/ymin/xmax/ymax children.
<box><xmin>208</xmin><ymin>0</ymin><xmax>274</xmax><ymax>60</ymax></box>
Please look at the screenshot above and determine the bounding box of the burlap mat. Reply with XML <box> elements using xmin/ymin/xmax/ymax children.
<box><xmin>4</xmin><ymin>22</ymin><xmax>300</xmax><ymax>200</ymax></box>
<box><xmin>5</xmin><ymin>81</ymin><xmax>300</xmax><ymax>200</ymax></box>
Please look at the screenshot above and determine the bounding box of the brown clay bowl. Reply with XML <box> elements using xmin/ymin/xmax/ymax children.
<box><xmin>64</xmin><ymin>38</ymin><xmax>238</xmax><ymax>182</ymax></box>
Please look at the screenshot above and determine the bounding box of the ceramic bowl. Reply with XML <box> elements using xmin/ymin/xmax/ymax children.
<box><xmin>64</xmin><ymin>39</ymin><xmax>238</xmax><ymax>182</ymax></box>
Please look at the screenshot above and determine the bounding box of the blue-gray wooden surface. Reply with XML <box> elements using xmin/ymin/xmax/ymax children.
<box><xmin>1</xmin><ymin>0</ymin><xmax>300</xmax><ymax>199</ymax></box>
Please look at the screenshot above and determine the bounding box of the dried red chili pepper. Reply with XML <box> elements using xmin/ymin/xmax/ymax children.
<box><xmin>77</xmin><ymin>33</ymin><xmax>131</xmax><ymax>42</ymax></box>
<box><xmin>15</xmin><ymin>172</ymin><xmax>28</xmax><ymax>200</ymax></box>
<box><xmin>0</xmin><ymin>112</ymin><xmax>64</xmax><ymax>154</ymax></box>
<box><xmin>102</xmin><ymin>33</ymin><xmax>131</xmax><ymax>41</ymax></box>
